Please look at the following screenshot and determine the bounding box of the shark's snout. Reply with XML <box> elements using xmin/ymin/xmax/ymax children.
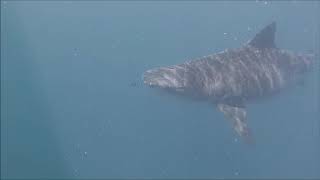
<box><xmin>143</xmin><ymin>67</ymin><xmax>184</xmax><ymax>89</ymax></box>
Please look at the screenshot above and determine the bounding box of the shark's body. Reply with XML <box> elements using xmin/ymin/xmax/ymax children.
<box><xmin>143</xmin><ymin>22</ymin><xmax>313</xmax><ymax>143</ymax></box>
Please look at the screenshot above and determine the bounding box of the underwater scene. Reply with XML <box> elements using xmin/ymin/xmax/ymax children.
<box><xmin>1</xmin><ymin>1</ymin><xmax>320</xmax><ymax>179</ymax></box>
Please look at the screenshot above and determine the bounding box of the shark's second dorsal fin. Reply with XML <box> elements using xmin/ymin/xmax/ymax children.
<box><xmin>248</xmin><ymin>22</ymin><xmax>276</xmax><ymax>49</ymax></box>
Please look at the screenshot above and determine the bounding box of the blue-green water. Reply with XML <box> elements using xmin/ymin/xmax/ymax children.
<box><xmin>1</xmin><ymin>1</ymin><xmax>320</xmax><ymax>179</ymax></box>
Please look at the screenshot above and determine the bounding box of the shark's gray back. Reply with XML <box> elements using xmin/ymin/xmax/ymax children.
<box><xmin>180</xmin><ymin>46</ymin><xmax>299</xmax><ymax>102</ymax></box>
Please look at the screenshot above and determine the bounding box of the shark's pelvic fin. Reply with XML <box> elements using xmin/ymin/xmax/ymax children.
<box><xmin>248</xmin><ymin>21</ymin><xmax>276</xmax><ymax>49</ymax></box>
<box><xmin>217</xmin><ymin>103</ymin><xmax>254</xmax><ymax>144</ymax></box>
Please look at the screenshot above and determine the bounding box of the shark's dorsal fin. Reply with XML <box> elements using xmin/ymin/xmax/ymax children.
<box><xmin>248</xmin><ymin>22</ymin><xmax>276</xmax><ymax>49</ymax></box>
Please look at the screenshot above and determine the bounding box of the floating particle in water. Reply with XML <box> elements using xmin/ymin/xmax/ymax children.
<box><xmin>136</xmin><ymin>32</ymin><xmax>145</xmax><ymax>41</ymax></box>
<box><xmin>111</xmin><ymin>40</ymin><xmax>121</xmax><ymax>49</ymax></box>
<box><xmin>264</xmin><ymin>1</ymin><xmax>268</xmax><ymax>5</ymax></box>
<box><xmin>73</xmin><ymin>48</ymin><xmax>80</xmax><ymax>56</ymax></box>
<box><xmin>161</xmin><ymin>169</ymin><xmax>168</xmax><ymax>176</ymax></box>
<box><xmin>234</xmin><ymin>171</ymin><xmax>239</xmax><ymax>176</ymax></box>
<box><xmin>247</xmin><ymin>26</ymin><xmax>252</xmax><ymax>31</ymax></box>
<box><xmin>105</xmin><ymin>120</ymin><xmax>112</xmax><ymax>128</ymax></box>
<box><xmin>80</xmin><ymin>151</ymin><xmax>88</xmax><ymax>160</ymax></box>
<box><xmin>2</xmin><ymin>1</ymin><xmax>7</xmax><ymax>8</ymax></box>
<box><xmin>225</xmin><ymin>152</ymin><xmax>232</xmax><ymax>160</ymax></box>
<box><xmin>193</xmin><ymin>156</ymin><xmax>199</xmax><ymax>161</ymax></box>
<box><xmin>223</xmin><ymin>32</ymin><xmax>228</xmax><ymax>35</ymax></box>
<box><xmin>73</xmin><ymin>168</ymin><xmax>79</xmax><ymax>175</ymax></box>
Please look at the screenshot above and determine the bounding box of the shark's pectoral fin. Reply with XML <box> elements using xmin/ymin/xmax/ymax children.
<box><xmin>217</xmin><ymin>103</ymin><xmax>254</xmax><ymax>144</ymax></box>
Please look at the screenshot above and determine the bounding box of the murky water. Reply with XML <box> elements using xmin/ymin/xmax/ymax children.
<box><xmin>1</xmin><ymin>1</ymin><xmax>320</xmax><ymax>179</ymax></box>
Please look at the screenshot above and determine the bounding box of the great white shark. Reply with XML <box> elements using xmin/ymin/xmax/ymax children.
<box><xmin>143</xmin><ymin>22</ymin><xmax>314</xmax><ymax>143</ymax></box>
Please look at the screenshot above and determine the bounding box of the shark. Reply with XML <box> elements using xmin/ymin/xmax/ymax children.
<box><xmin>143</xmin><ymin>22</ymin><xmax>314</xmax><ymax>143</ymax></box>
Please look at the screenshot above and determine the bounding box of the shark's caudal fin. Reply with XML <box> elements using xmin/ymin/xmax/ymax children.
<box><xmin>217</xmin><ymin>103</ymin><xmax>254</xmax><ymax>144</ymax></box>
<box><xmin>248</xmin><ymin>21</ymin><xmax>276</xmax><ymax>49</ymax></box>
